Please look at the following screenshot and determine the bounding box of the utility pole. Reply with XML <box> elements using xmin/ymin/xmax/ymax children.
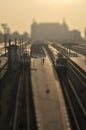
<box><xmin>1</xmin><ymin>23</ymin><xmax>7</xmax><ymax>55</ymax></box>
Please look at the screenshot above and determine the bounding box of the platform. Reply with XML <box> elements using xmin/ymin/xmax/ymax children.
<box><xmin>54</xmin><ymin>43</ymin><xmax>86</xmax><ymax>72</ymax></box>
<box><xmin>31</xmin><ymin>52</ymin><xmax>71</xmax><ymax>130</ymax></box>
<box><xmin>70</xmin><ymin>53</ymin><xmax>86</xmax><ymax>72</ymax></box>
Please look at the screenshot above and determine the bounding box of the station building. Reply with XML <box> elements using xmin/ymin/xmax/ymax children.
<box><xmin>31</xmin><ymin>20</ymin><xmax>82</xmax><ymax>44</ymax></box>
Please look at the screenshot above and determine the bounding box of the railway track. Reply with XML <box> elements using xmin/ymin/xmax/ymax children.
<box><xmin>13</xmin><ymin>69</ymin><xmax>28</xmax><ymax>130</ymax></box>
<box><xmin>57</xmin><ymin>58</ymin><xmax>86</xmax><ymax>129</ymax></box>
<box><xmin>46</xmin><ymin>44</ymin><xmax>86</xmax><ymax>130</ymax></box>
<box><xmin>66</xmin><ymin>60</ymin><xmax>86</xmax><ymax>112</ymax></box>
<box><xmin>58</xmin><ymin>70</ymin><xmax>86</xmax><ymax>130</ymax></box>
<box><xmin>12</xmin><ymin>62</ymin><xmax>37</xmax><ymax>130</ymax></box>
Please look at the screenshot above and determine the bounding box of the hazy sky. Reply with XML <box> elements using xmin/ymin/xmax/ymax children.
<box><xmin>0</xmin><ymin>0</ymin><xmax>86</xmax><ymax>36</ymax></box>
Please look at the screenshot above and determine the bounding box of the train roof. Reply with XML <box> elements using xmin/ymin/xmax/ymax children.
<box><xmin>7</xmin><ymin>44</ymin><xmax>19</xmax><ymax>49</ymax></box>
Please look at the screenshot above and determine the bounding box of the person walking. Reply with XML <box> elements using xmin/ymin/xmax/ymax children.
<box><xmin>43</xmin><ymin>58</ymin><xmax>45</xmax><ymax>64</ymax></box>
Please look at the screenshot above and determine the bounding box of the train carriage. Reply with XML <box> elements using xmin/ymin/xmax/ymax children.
<box><xmin>55</xmin><ymin>53</ymin><xmax>67</xmax><ymax>70</ymax></box>
<box><xmin>20</xmin><ymin>51</ymin><xmax>30</xmax><ymax>69</ymax></box>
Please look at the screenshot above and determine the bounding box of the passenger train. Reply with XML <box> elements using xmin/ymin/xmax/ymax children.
<box><xmin>20</xmin><ymin>50</ymin><xmax>30</xmax><ymax>69</ymax></box>
<box><xmin>48</xmin><ymin>45</ymin><xmax>67</xmax><ymax>70</ymax></box>
<box><xmin>55</xmin><ymin>52</ymin><xmax>67</xmax><ymax>70</ymax></box>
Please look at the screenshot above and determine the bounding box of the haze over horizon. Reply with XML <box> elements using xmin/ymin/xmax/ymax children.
<box><xmin>0</xmin><ymin>0</ymin><xmax>86</xmax><ymax>37</ymax></box>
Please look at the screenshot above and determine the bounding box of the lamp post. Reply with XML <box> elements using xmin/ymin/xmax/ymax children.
<box><xmin>1</xmin><ymin>23</ymin><xmax>7</xmax><ymax>55</ymax></box>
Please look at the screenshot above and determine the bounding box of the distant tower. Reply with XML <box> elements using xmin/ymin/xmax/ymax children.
<box><xmin>32</xmin><ymin>18</ymin><xmax>37</xmax><ymax>25</ymax></box>
<box><xmin>31</xmin><ymin>18</ymin><xmax>37</xmax><ymax>40</ymax></box>
<box><xmin>62</xmin><ymin>17</ymin><xmax>68</xmax><ymax>30</ymax></box>
<box><xmin>84</xmin><ymin>28</ymin><xmax>86</xmax><ymax>40</ymax></box>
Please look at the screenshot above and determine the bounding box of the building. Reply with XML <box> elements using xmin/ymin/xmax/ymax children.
<box><xmin>31</xmin><ymin>19</ymin><xmax>82</xmax><ymax>44</ymax></box>
<box><xmin>31</xmin><ymin>20</ymin><xmax>69</xmax><ymax>42</ymax></box>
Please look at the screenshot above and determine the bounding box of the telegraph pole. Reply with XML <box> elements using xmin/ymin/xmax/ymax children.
<box><xmin>1</xmin><ymin>23</ymin><xmax>7</xmax><ymax>55</ymax></box>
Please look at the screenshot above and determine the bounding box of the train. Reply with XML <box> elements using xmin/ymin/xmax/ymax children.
<box><xmin>48</xmin><ymin>45</ymin><xmax>67</xmax><ymax>70</ymax></box>
<box><xmin>0</xmin><ymin>57</ymin><xmax>8</xmax><ymax>79</ymax></box>
<box><xmin>20</xmin><ymin>51</ymin><xmax>30</xmax><ymax>69</ymax></box>
<box><xmin>55</xmin><ymin>52</ymin><xmax>67</xmax><ymax>70</ymax></box>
